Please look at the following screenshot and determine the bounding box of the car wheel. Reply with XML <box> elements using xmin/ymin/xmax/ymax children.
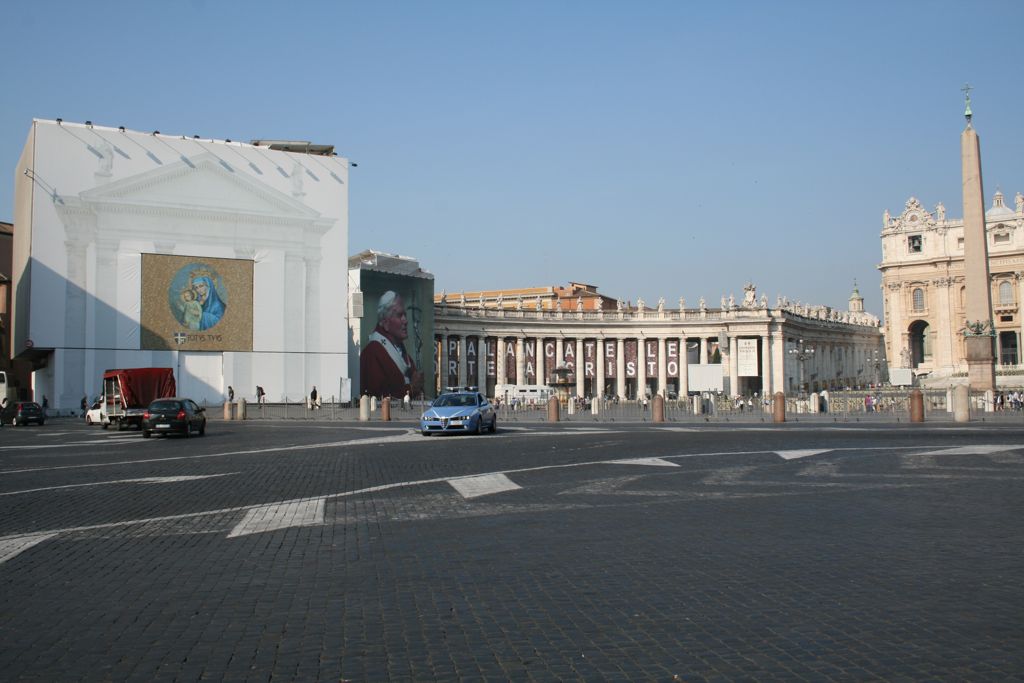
<box><xmin>421</xmin><ymin>431</ymin><xmax>430</xmax><ymax>437</ymax></box>
<box><xmin>142</xmin><ymin>430</ymin><xmax>151</xmax><ymax>439</ymax></box>
<box><xmin>86</xmin><ymin>415</ymin><xmax>93</xmax><ymax>425</ymax></box>
<box><xmin>476</xmin><ymin>418</ymin><xmax>484</xmax><ymax>435</ymax></box>
<box><xmin>199</xmin><ymin>422</ymin><xmax>206</xmax><ymax>436</ymax></box>
<box><xmin>39</xmin><ymin>419</ymin><xmax>45</xmax><ymax>426</ymax></box>
<box><xmin>183</xmin><ymin>424</ymin><xmax>191</xmax><ymax>439</ymax></box>
<box><xmin>116</xmin><ymin>421</ymin><xmax>125</xmax><ymax>431</ymax></box>
<box><xmin>102</xmin><ymin>421</ymin><xmax>108</xmax><ymax>430</ymax></box>
<box><xmin>489</xmin><ymin>415</ymin><xmax>497</xmax><ymax>433</ymax></box>
<box><xmin>12</xmin><ymin>417</ymin><xmax>18</xmax><ymax>427</ymax></box>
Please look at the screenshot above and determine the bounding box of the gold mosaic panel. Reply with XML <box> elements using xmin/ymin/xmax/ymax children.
<box><xmin>140</xmin><ymin>254</ymin><xmax>253</xmax><ymax>351</ymax></box>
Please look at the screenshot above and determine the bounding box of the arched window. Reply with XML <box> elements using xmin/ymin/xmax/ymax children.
<box><xmin>999</xmin><ymin>281</ymin><xmax>1013</xmax><ymax>305</ymax></box>
<box><xmin>912</xmin><ymin>288</ymin><xmax>925</xmax><ymax>311</ymax></box>
<box><xmin>959</xmin><ymin>286</ymin><xmax>966</xmax><ymax>308</ymax></box>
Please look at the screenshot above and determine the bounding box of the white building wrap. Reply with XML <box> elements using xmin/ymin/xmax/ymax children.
<box><xmin>13</xmin><ymin>120</ymin><xmax>349</xmax><ymax>409</ymax></box>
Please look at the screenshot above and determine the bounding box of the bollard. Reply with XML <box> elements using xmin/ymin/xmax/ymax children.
<box><xmin>547</xmin><ymin>396</ymin><xmax>560</xmax><ymax>422</ymax></box>
<box><xmin>370</xmin><ymin>396</ymin><xmax>377</xmax><ymax>413</ymax></box>
<box><xmin>591</xmin><ymin>397</ymin><xmax>600</xmax><ymax>416</ymax></box>
<box><xmin>909</xmin><ymin>389</ymin><xmax>924</xmax><ymax>423</ymax></box>
<box><xmin>381</xmin><ymin>398</ymin><xmax>391</xmax><ymax>422</ymax></box>
<box><xmin>359</xmin><ymin>395</ymin><xmax>370</xmax><ymax>422</ymax></box>
<box><xmin>953</xmin><ymin>384</ymin><xmax>970</xmax><ymax>422</ymax></box>
<box><xmin>653</xmin><ymin>394</ymin><xmax>665</xmax><ymax>423</ymax></box>
<box><xmin>773</xmin><ymin>392</ymin><xmax>786</xmax><ymax>423</ymax></box>
<box><xmin>223</xmin><ymin>402</ymin><xmax>233</xmax><ymax>421</ymax></box>
<box><xmin>238</xmin><ymin>398</ymin><xmax>246</xmax><ymax>421</ymax></box>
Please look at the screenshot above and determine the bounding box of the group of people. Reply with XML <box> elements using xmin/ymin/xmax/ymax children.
<box><xmin>994</xmin><ymin>391</ymin><xmax>1023</xmax><ymax>411</ymax></box>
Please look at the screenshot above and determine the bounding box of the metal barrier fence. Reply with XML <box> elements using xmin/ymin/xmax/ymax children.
<box><xmin>230</xmin><ymin>390</ymin><xmax>1024</xmax><ymax>423</ymax></box>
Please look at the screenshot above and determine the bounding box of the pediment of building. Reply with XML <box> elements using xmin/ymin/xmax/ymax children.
<box><xmin>73</xmin><ymin>153</ymin><xmax>322</xmax><ymax>220</ymax></box>
<box><xmin>890</xmin><ymin>197</ymin><xmax>935</xmax><ymax>233</ymax></box>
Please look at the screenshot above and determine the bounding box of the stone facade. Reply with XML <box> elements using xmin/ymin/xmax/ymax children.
<box><xmin>878</xmin><ymin>192</ymin><xmax>1024</xmax><ymax>385</ymax></box>
<box><xmin>434</xmin><ymin>283</ymin><xmax>882</xmax><ymax>400</ymax></box>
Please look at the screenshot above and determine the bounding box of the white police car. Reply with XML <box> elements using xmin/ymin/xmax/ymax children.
<box><xmin>420</xmin><ymin>388</ymin><xmax>497</xmax><ymax>436</ymax></box>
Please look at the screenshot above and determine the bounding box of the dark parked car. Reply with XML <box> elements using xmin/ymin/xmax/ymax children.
<box><xmin>1</xmin><ymin>401</ymin><xmax>46</xmax><ymax>426</ymax></box>
<box><xmin>141</xmin><ymin>398</ymin><xmax>206</xmax><ymax>438</ymax></box>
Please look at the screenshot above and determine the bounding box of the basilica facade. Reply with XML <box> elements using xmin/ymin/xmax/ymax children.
<box><xmin>434</xmin><ymin>282</ymin><xmax>882</xmax><ymax>400</ymax></box>
<box><xmin>878</xmin><ymin>191</ymin><xmax>1024</xmax><ymax>385</ymax></box>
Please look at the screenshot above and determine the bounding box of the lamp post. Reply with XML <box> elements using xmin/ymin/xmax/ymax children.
<box><xmin>871</xmin><ymin>349</ymin><xmax>881</xmax><ymax>387</ymax></box>
<box><xmin>788</xmin><ymin>339</ymin><xmax>815</xmax><ymax>395</ymax></box>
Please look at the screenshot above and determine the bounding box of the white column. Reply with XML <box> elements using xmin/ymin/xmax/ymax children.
<box><xmin>679</xmin><ymin>336</ymin><xmax>689</xmax><ymax>397</ymax></box>
<box><xmin>616</xmin><ymin>338</ymin><xmax>626</xmax><ymax>399</ymax></box>
<box><xmin>496</xmin><ymin>338</ymin><xmax>507</xmax><ymax>386</ymax></box>
<box><xmin>516</xmin><ymin>337</ymin><xmax>525</xmax><ymax>386</ymax></box>
<box><xmin>1018</xmin><ymin>274</ymin><xmax>1024</xmax><ymax>364</ymax></box>
<box><xmin>457</xmin><ymin>336</ymin><xmax>467</xmax><ymax>387</ymax></box>
<box><xmin>760</xmin><ymin>334</ymin><xmax>772</xmax><ymax>397</ymax></box>
<box><xmin>700</xmin><ymin>337</ymin><xmax>708</xmax><ymax>364</ymax></box>
<box><xmin>477</xmin><ymin>337</ymin><xmax>487</xmax><ymax>391</ymax></box>
<box><xmin>555</xmin><ymin>338</ymin><xmax>564</xmax><ymax>373</ymax></box>
<box><xmin>575</xmin><ymin>338</ymin><xmax>584</xmax><ymax>398</ymax></box>
<box><xmin>637</xmin><ymin>337</ymin><xmax>647</xmax><ymax>398</ymax></box>
<box><xmin>536</xmin><ymin>338</ymin><xmax>546</xmax><ymax>386</ymax></box>
<box><xmin>729</xmin><ymin>335</ymin><xmax>739</xmax><ymax>396</ymax></box>
<box><xmin>596</xmin><ymin>336</ymin><xmax>605</xmax><ymax>398</ymax></box>
<box><xmin>657</xmin><ymin>337</ymin><xmax>667</xmax><ymax>397</ymax></box>
<box><xmin>773</xmin><ymin>330</ymin><xmax>786</xmax><ymax>394</ymax></box>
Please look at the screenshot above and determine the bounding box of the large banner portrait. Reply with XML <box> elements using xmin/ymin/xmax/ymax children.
<box><xmin>141</xmin><ymin>254</ymin><xmax>253</xmax><ymax>351</ymax></box>
<box><xmin>358</xmin><ymin>271</ymin><xmax>434</xmax><ymax>399</ymax></box>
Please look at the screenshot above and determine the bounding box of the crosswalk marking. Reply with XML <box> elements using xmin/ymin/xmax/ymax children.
<box><xmin>0</xmin><ymin>532</ymin><xmax>57</xmax><ymax>565</ymax></box>
<box><xmin>227</xmin><ymin>498</ymin><xmax>325</xmax><ymax>538</ymax></box>
<box><xmin>448</xmin><ymin>473</ymin><xmax>522</xmax><ymax>499</ymax></box>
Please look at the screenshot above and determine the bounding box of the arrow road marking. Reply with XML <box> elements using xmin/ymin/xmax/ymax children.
<box><xmin>775</xmin><ymin>449</ymin><xmax>832</xmax><ymax>460</ymax></box>
<box><xmin>448</xmin><ymin>473</ymin><xmax>522</xmax><ymax>499</ymax></box>
<box><xmin>0</xmin><ymin>532</ymin><xmax>58</xmax><ymax>565</ymax></box>
<box><xmin>227</xmin><ymin>498</ymin><xmax>325</xmax><ymax>538</ymax></box>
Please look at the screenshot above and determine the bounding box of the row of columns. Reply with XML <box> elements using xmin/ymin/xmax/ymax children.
<box><xmin>437</xmin><ymin>333</ymin><xmax>794</xmax><ymax>398</ymax></box>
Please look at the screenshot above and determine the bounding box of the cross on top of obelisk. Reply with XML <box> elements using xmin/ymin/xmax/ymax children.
<box><xmin>962</xmin><ymin>83</ymin><xmax>973</xmax><ymax>124</ymax></box>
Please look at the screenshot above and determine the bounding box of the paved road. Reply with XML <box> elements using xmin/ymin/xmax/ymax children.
<box><xmin>1</xmin><ymin>419</ymin><xmax>1022</xmax><ymax>681</ymax></box>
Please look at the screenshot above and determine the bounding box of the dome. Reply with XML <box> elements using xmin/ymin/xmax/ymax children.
<box><xmin>986</xmin><ymin>190</ymin><xmax>1015</xmax><ymax>220</ymax></box>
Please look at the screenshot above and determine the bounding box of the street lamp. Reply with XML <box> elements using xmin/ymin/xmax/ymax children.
<box><xmin>788</xmin><ymin>339</ymin><xmax>815</xmax><ymax>395</ymax></box>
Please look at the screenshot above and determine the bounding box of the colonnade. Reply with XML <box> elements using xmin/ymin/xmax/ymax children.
<box><xmin>435</xmin><ymin>331</ymin><xmax>790</xmax><ymax>399</ymax></box>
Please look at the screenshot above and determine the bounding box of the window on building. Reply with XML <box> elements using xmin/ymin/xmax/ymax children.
<box><xmin>959</xmin><ymin>286</ymin><xmax>966</xmax><ymax>308</ymax></box>
<box><xmin>912</xmin><ymin>288</ymin><xmax>925</xmax><ymax>311</ymax></box>
<box><xmin>957</xmin><ymin>237</ymin><xmax>964</xmax><ymax>250</ymax></box>
<box><xmin>999</xmin><ymin>281</ymin><xmax>1014</xmax><ymax>305</ymax></box>
<box><xmin>994</xmin><ymin>233</ymin><xmax>1010</xmax><ymax>245</ymax></box>
<box><xmin>908</xmin><ymin>235</ymin><xmax>922</xmax><ymax>253</ymax></box>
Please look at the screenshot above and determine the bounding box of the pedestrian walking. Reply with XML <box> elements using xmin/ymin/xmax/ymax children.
<box><xmin>228</xmin><ymin>386</ymin><xmax>234</xmax><ymax>402</ymax></box>
<box><xmin>310</xmin><ymin>385</ymin><xmax>318</xmax><ymax>409</ymax></box>
<box><xmin>403</xmin><ymin>390</ymin><xmax>411</xmax><ymax>411</ymax></box>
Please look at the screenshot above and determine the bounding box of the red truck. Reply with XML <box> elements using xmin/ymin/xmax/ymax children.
<box><xmin>100</xmin><ymin>368</ymin><xmax>177</xmax><ymax>430</ymax></box>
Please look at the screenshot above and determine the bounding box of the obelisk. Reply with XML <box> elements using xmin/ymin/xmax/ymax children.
<box><xmin>960</xmin><ymin>85</ymin><xmax>996</xmax><ymax>392</ymax></box>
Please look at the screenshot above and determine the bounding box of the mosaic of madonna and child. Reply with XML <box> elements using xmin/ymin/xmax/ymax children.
<box><xmin>168</xmin><ymin>264</ymin><xmax>227</xmax><ymax>331</ymax></box>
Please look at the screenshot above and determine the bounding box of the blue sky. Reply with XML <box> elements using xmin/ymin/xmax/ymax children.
<box><xmin>2</xmin><ymin>1</ymin><xmax>1022</xmax><ymax>316</ymax></box>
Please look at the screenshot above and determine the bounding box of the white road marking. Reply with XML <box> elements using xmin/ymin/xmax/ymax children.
<box><xmin>0</xmin><ymin>532</ymin><xmax>57</xmax><ymax>565</ymax></box>
<box><xmin>0</xmin><ymin>431</ymin><xmax>425</xmax><ymax>475</ymax></box>
<box><xmin>610</xmin><ymin>457</ymin><xmax>680</xmax><ymax>467</ymax></box>
<box><xmin>0</xmin><ymin>473</ymin><xmax>236</xmax><ymax>497</ymax></box>
<box><xmin>0</xmin><ymin>439</ymin><xmax>148</xmax><ymax>452</ymax></box>
<box><xmin>917</xmin><ymin>444</ymin><xmax>1022</xmax><ymax>456</ymax></box>
<box><xmin>448</xmin><ymin>473</ymin><xmax>522</xmax><ymax>499</ymax></box>
<box><xmin>227</xmin><ymin>498</ymin><xmax>326</xmax><ymax>538</ymax></box>
<box><xmin>775</xmin><ymin>449</ymin><xmax>832</xmax><ymax>460</ymax></box>
<box><xmin>0</xmin><ymin>442</ymin><xmax>997</xmax><ymax>545</ymax></box>
<box><xmin>657</xmin><ymin>427</ymin><xmax>700</xmax><ymax>432</ymax></box>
